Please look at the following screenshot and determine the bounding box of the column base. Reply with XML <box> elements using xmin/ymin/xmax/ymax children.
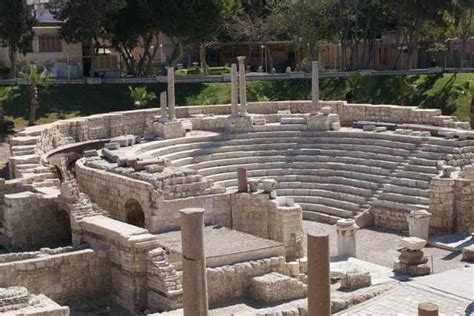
<box><xmin>225</xmin><ymin>115</ymin><xmax>254</xmax><ymax>133</ymax></box>
<box><xmin>152</xmin><ymin>120</ymin><xmax>185</xmax><ymax>139</ymax></box>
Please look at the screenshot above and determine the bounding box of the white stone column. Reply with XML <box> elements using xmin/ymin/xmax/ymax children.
<box><xmin>336</xmin><ymin>219</ymin><xmax>359</xmax><ymax>257</ymax></box>
<box><xmin>237</xmin><ymin>56</ymin><xmax>248</xmax><ymax>116</ymax></box>
<box><xmin>311</xmin><ymin>61</ymin><xmax>320</xmax><ymax>114</ymax></box>
<box><xmin>230</xmin><ymin>63</ymin><xmax>239</xmax><ymax>117</ymax></box>
<box><xmin>407</xmin><ymin>210</ymin><xmax>432</xmax><ymax>241</ymax></box>
<box><xmin>180</xmin><ymin>208</ymin><xmax>208</xmax><ymax>316</ymax></box>
<box><xmin>167</xmin><ymin>67</ymin><xmax>176</xmax><ymax>121</ymax></box>
<box><xmin>160</xmin><ymin>91</ymin><xmax>168</xmax><ymax>121</ymax></box>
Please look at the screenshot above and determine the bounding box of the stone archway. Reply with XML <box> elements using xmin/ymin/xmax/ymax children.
<box><xmin>125</xmin><ymin>198</ymin><xmax>145</xmax><ymax>228</ymax></box>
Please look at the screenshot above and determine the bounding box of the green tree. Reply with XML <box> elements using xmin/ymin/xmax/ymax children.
<box><xmin>19</xmin><ymin>65</ymin><xmax>52</xmax><ymax>126</ymax></box>
<box><xmin>128</xmin><ymin>86</ymin><xmax>156</xmax><ymax>108</ymax></box>
<box><xmin>446</xmin><ymin>0</ymin><xmax>474</xmax><ymax>68</ymax></box>
<box><xmin>0</xmin><ymin>0</ymin><xmax>35</xmax><ymax>78</ymax></box>
<box><xmin>153</xmin><ymin>0</ymin><xmax>239</xmax><ymax>72</ymax></box>
<box><xmin>106</xmin><ymin>0</ymin><xmax>162</xmax><ymax>76</ymax></box>
<box><xmin>48</xmin><ymin>0</ymin><xmax>126</xmax><ymax>76</ymax></box>
<box><xmin>0</xmin><ymin>86</ymin><xmax>18</xmax><ymax>139</ymax></box>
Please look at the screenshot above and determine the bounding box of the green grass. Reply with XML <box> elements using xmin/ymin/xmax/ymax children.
<box><xmin>4</xmin><ymin>73</ymin><xmax>473</xmax><ymax>129</ymax></box>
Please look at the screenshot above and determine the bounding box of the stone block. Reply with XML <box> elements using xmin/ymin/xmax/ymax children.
<box><xmin>462</xmin><ymin>245</ymin><xmax>474</xmax><ymax>262</ymax></box>
<box><xmin>105</xmin><ymin>142</ymin><xmax>120</xmax><ymax>150</ymax></box>
<box><xmin>153</xmin><ymin>120</ymin><xmax>185</xmax><ymax>139</ymax></box>
<box><xmin>225</xmin><ymin>115</ymin><xmax>254</xmax><ymax>133</ymax></box>
<box><xmin>249</xmin><ymin>272</ymin><xmax>307</xmax><ymax>303</ymax></box>
<box><xmin>321</xmin><ymin>106</ymin><xmax>332</xmax><ymax>115</ymax></box>
<box><xmin>340</xmin><ymin>269</ymin><xmax>371</xmax><ymax>290</ymax></box>
<box><xmin>400</xmin><ymin>237</ymin><xmax>426</xmax><ymax>251</ymax></box>
<box><xmin>84</xmin><ymin>150</ymin><xmax>98</xmax><ymax>157</ymax></box>
<box><xmin>393</xmin><ymin>261</ymin><xmax>430</xmax><ymax>277</ymax></box>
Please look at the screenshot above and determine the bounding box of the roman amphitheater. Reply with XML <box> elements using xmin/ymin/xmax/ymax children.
<box><xmin>0</xmin><ymin>61</ymin><xmax>473</xmax><ymax>315</ymax></box>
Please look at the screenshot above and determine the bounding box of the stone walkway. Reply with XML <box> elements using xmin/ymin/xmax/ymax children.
<box><xmin>337</xmin><ymin>282</ymin><xmax>473</xmax><ymax>315</ymax></box>
<box><xmin>303</xmin><ymin>221</ymin><xmax>470</xmax><ymax>273</ymax></box>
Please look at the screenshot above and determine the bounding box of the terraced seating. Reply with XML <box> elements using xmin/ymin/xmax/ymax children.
<box><xmin>135</xmin><ymin>128</ymin><xmax>456</xmax><ymax>223</ymax></box>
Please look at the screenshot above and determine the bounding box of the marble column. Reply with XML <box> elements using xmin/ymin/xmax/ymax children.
<box><xmin>160</xmin><ymin>91</ymin><xmax>168</xmax><ymax>121</ymax></box>
<box><xmin>167</xmin><ymin>67</ymin><xmax>176</xmax><ymax>121</ymax></box>
<box><xmin>231</xmin><ymin>63</ymin><xmax>239</xmax><ymax>117</ymax></box>
<box><xmin>336</xmin><ymin>219</ymin><xmax>359</xmax><ymax>257</ymax></box>
<box><xmin>237</xmin><ymin>167</ymin><xmax>248</xmax><ymax>192</ymax></box>
<box><xmin>311</xmin><ymin>61</ymin><xmax>320</xmax><ymax>114</ymax></box>
<box><xmin>307</xmin><ymin>233</ymin><xmax>330</xmax><ymax>316</ymax></box>
<box><xmin>407</xmin><ymin>210</ymin><xmax>432</xmax><ymax>241</ymax></box>
<box><xmin>237</xmin><ymin>56</ymin><xmax>248</xmax><ymax>116</ymax></box>
<box><xmin>180</xmin><ymin>208</ymin><xmax>208</xmax><ymax>316</ymax></box>
<box><xmin>418</xmin><ymin>302</ymin><xmax>439</xmax><ymax>316</ymax></box>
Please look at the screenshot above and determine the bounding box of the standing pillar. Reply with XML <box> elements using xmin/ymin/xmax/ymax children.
<box><xmin>180</xmin><ymin>208</ymin><xmax>208</xmax><ymax>316</ymax></box>
<box><xmin>418</xmin><ymin>302</ymin><xmax>439</xmax><ymax>316</ymax></box>
<box><xmin>167</xmin><ymin>67</ymin><xmax>176</xmax><ymax>121</ymax></box>
<box><xmin>336</xmin><ymin>219</ymin><xmax>359</xmax><ymax>257</ymax></box>
<box><xmin>237</xmin><ymin>167</ymin><xmax>248</xmax><ymax>192</ymax></box>
<box><xmin>237</xmin><ymin>56</ymin><xmax>248</xmax><ymax>116</ymax></box>
<box><xmin>160</xmin><ymin>91</ymin><xmax>168</xmax><ymax>121</ymax></box>
<box><xmin>230</xmin><ymin>63</ymin><xmax>239</xmax><ymax>117</ymax></box>
<box><xmin>311</xmin><ymin>61</ymin><xmax>320</xmax><ymax>114</ymax></box>
<box><xmin>307</xmin><ymin>233</ymin><xmax>331</xmax><ymax>316</ymax></box>
<box><xmin>407</xmin><ymin>210</ymin><xmax>432</xmax><ymax>241</ymax></box>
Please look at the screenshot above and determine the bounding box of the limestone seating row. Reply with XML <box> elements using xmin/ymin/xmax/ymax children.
<box><xmin>170</xmin><ymin>148</ymin><xmax>406</xmax><ymax>166</ymax></box>
<box><xmin>215</xmin><ymin>174</ymin><xmax>379</xmax><ymax>192</ymax></box>
<box><xmin>178</xmin><ymin>155</ymin><xmax>400</xmax><ymax>171</ymax></box>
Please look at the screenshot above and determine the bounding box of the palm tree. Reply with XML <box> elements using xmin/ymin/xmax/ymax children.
<box><xmin>0</xmin><ymin>86</ymin><xmax>18</xmax><ymax>140</ymax></box>
<box><xmin>19</xmin><ymin>65</ymin><xmax>51</xmax><ymax>126</ymax></box>
<box><xmin>128</xmin><ymin>86</ymin><xmax>157</xmax><ymax>108</ymax></box>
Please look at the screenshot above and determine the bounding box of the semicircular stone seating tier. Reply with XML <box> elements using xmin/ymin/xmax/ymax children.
<box><xmin>135</xmin><ymin>126</ymin><xmax>461</xmax><ymax>224</ymax></box>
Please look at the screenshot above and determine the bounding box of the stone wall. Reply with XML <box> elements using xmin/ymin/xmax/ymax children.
<box><xmin>75</xmin><ymin>159</ymin><xmax>232</xmax><ymax>233</ymax></box>
<box><xmin>370</xmin><ymin>207</ymin><xmax>410</xmax><ymax>232</ymax></box>
<box><xmin>231</xmin><ymin>193</ymin><xmax>304</xmax><ymax>260</ymax></box>
<box><xmin>2</xmin><ymin>190</ymin><xmax>70</xmax><ymax>251</ymax></box>
<box><xmin>78</xmin><ymin>215</ymin><xmax>182</xmax><ymax>312</ymax></box>
<box><xmin>0</xmin><ymin>249</ymin><xmax>110</xmax><ymax>304</ymax></box>
<box><xmin>429</xmin><ymin>172</ymin><xmax>474</xmax><ymax>234</ymax></box>
<box><xmin>207</xmin><ymin>256</ymin><xmax>286</xmax><ymax>305</ymax></box>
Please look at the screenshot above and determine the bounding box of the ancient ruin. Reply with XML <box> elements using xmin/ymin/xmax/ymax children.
<box><xmin>1</xmin><ymin>60</ymin><xmax>473</xmax><ymax>315</ymax></box>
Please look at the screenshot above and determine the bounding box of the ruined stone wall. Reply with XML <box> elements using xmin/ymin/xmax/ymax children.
<box><xmin>2</xmin><ymin>191</ymin><xmax>70</xmax><ymax>251</ymax></box>
<box><xmin>231</xmin><ymin>193</ymin><xmax>304</xmax><ymax>260</ymax></box>
<box><xmin>454</xmin><ymin>178</ymin><xmax>474</xmax><ymax>233</ymax></box>
<box><xmin>75</xmin><ymin>159</ymin><xmax>156</xmax><ymax>223</ymax></box>
<box><xmin>78</xmin><ymin>216</ymin><xmax>182</xmax><ymax>312</ymax></box>
<box><xmin>76</xmin><ymin>159</ymin><xmax>232</xmax><ymax>233</ymax></box>
<box><xmin>207</xmin><ymin>256</ymin><xmax>286</xmax><ymax>305</ymax></box>
<box><xmin>370</xmin><ymin>207</ymin><xmax>410</xmax><ymax>232</ymax></box>
<box><xmin>153</xmin><ymin>194</ymin><xmax>232</xmax><ymax>233</ymax></box>
<box><xmin>428</xmin><ymin>178</ymin><xmax>456</xmax><ymax>233</ymax></box>
<box><xmin>0</xmin><ymin>249</ymin><xmax>110</xmax><ymax>304</ymax></box>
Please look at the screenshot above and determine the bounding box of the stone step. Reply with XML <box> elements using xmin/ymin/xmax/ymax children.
<box><xmin>280</xmin><ymin>117</ymin><xmax>307</xmax><ymax>125</ymax></box>
<box><xmin>286</xmin><ymin>195</ymin><xmax>362</xmax><ymax>212</ymax></box>
<box><xmin>207</xmin><ymin>168</ymin><xmax>386</xmax><ymax>185</ymax></box>
<box><xmin>395</xmin><ymin>170</ymin><xmax>434</xmax><ymax>182</ymax></box>
<box><xmin>371</xmin><ymin>199</ymin><xmax>429</xmax><ymax>212</ymax></box>
<box><xmin>303</xmin><ymin>210</ymin><xmax>341</xmax><ymax>224</ymax></box>
<box><xmin>181</xmin><ymin>155</ymin><xmax>399</xmax><ymax>172</ymax></box>
<box><xmin>10</xmin><ymin>136</ymin><xmax>40</xmax><ymax>146</ymax></box>
<box><xmin>299</xmin><ymin>202</ymin><xmax>354</xmax><ymax>218</ymax></box>
<box><xmin>378</xmin><ymin>192</ymin><xmax>430</xmax><ymax>205</ymax></box>
<box><xmin>253</xmin><ymin>124</ymin><xmax>307</xmax><ymax>132</ymax></box>
<box><xmin>277</xmin><ymin>189</ymin><xmax>366</xmax><ymax>205</ymax></box>
<box><xmin>381</xmin><ymin>184</ymin><xmax>430</xmax><ymax>198</ymax></box>
<box><xmin>215</xmin><ymin>174</ymin><xmax>379</xmax><ymax>192</ymax></box>
<box><xmin>391</xmin><ymin>177</ymin><xmax>430</xmax><ymax>190</ymax></box>
<box><xmin>404</xmin><ymin>164</ymin><xmax>438</xmax><ymax>174</ymax></box>
<box><xmin>11</xmin><ymin>154</ymin><xmax>40</xmax><ymax>165</ymax></box>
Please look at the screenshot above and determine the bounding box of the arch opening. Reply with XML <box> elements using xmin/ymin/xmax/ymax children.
<box><xmin>125</xmin><ymin>199</ymin><xmax>145</xmax><ymax>228</ymax></box>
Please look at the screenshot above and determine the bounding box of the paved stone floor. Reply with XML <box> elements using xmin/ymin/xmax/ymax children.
<box><xmin>337</xmin><ymin>282</ymin><xmax>473</xmax><ymax>315</ymax></box>
<box><xmin>303</xmin><ymin>221</ymin><xmax>471</xmax><ymax>273</ymax></box>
